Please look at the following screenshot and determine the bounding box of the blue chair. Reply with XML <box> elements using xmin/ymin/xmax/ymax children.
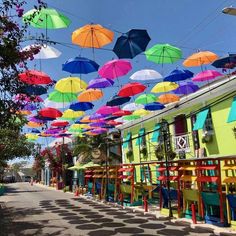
<box><xmin>227</xmin><ymin>194</ymin><xmax>236</xmax><ymax>221</ymax></box>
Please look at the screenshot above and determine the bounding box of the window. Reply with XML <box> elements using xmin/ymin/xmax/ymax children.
<box><xmin>136</xmin><ymin>128</ymin><xmax>146</xmax><ymax>147</ymax></box>
<box><xmin>203</xmin><ymin>110</ymin><xmax>214</xmax><ymax>134</ymax></box>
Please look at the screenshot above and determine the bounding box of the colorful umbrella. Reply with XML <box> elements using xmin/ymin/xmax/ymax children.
<box><xmin>130</xmin><ymin>69</ymin><xmax>162</xmax><ymax>81</ymax></box>
<box><xmin>62</xmin><ymin>109</ymin><xmax>85</xmax><ymax>120</ymax></box>
<box><xmin>62</xmin><ymin>57</ymin><xmax>99</xmax><ymax>74</ymax></box>
<box><xmin>98</xmin><ymin>59</ymin><xmax>132</xmax><ymax>79</ymax></box>
<box><xmin>17</xmin><ymin>110</ymin><xmax>32</xmax><ymax>116</ymax></box>
<box><xmin>91</xmin><ymin>128</ymin><xmax>108</xmax><ymax>134</ymax></box>
<box><xmin>45</xmin><ymin>128</ymin><xmax>63</xmax><ymax>135</ymax></box>
<box><xmin>106</xmin><ymin>95</ymin><xmax>131</xmax><ymax>106</ymax></box>
<box><xmin>144</xmin><ymin>102</ymin><xmax>165</xmax><ymax>111</ymax></box>
<box><xmin>90</xmin><ymin>122</ymin><xmax>107</xmax><ymax>127</ymax></box>
<box><xmin>87</xmin><ymin>77</ymin><xmax>114</xmax><ymax>89</ymax></box>
<box><xmin>30</xmin><ymin>128</ymin><xmax>41</xmax><ymax>134</ymax></box>
<box><xmin>15</xmin><ymin>94</ymin><xmax>43</xmax><ymax>104</ymax></box>
<box><xmin>118</xmin><ymin>82</ymin><xmax>146</xmax><ymax>97</ymax></box>
<box><xmin>23</xmin><ymin>8</ymin><xmax>71</xmax><ymax>29</ymax></box>
<box><xmin>192</xmin><ymin>70</ymin><xmax>222</xmax><ymax>82</ymax></box>
<box><xmin>27</xmin><ymin>121</ymin><xmax>44</xmax><ymax>128</ymax></box>
<box><xmin>113</xmin><ymin>29</ymin><xmax>151</xmax><ymax>59</ymax></box>
<box><xmin>173</xmin><ymin>81</ymin><xmax>199</xmax><ymax>95</ymax></box>
<box><xmin>48</xmin><ymin>91</ymin><xmax>77</xmax><ymax>103</ymax></box>
<box><xmin>44</xmin><ymin>98</ymin><xmax>70</xmax><ymax>109</ymax></box>
<box><xmin>19</xmin><ymin>70</ymin><xmax>52</xmax><ymax>85</ymax></box>
<box><xmin>135</xmin><ymin>94</ymin><xmax>157</xmax><ymax>104</ymax></box>
<box><xmin>89</xmin><ymin>113</ymin><xmax>108</xmax><ymax>120</ymax></box>
<box><xmin>23</xmin><ymin>85</ymin><xmax>47</xmax><ymax>96</ymax></box>
<box><xmin>55</xmin><ymin>77</ymin><xmax>87</xmax><ymax>93</ymax></box>
<box><xmin>96</xmin><ymin>105</ymin><xmax>120</xmax><ymax>115</ymax></box>
<box><xmin>72</xmin><ymin>24</ymin><xmax>114</xmax><ymax>48</ymax></box>
<box><xmin>145</xmin><ymin>43</ymin><xmax>182</xmax><ymax>64</ymax></box>
<box><xmin>69</xmin><ymin>102</ymin><xmax>94</xmax><ymax>111</ymax></box>
<box><xmin>25</xmin><ymin>133</ymin><xmax>38</xmax><ymax>140</ymax></box>
<box><xmin>78</xmin><ymin>89</ymin><xmax>103</xmax><ymax>102</ymax></box>
<box><xmin>133</xmin><ymin>109</ymin><xmax>150</xmax><ymax>116</ymax></box>
<box><xmin>212</xmin><ymin>54</ymin><xmax>236</xmax><ymax>69</ymax></box>
<box><xmin>159</xmin><ymin>94</ymin><xmax>180</xmax><ymax>104</ymax></box>
<box><xmin>22</xmin><ymin>104</ymin><xmax>37</xmax><ymax>111</ymax></box>
<box><xmin>51</xmin><ymin>121</ymin><xmax>69</xmax><ymax>127</ymax></box>
<box><xmin>122</xmin><ymin>102</ymin><xmax>144</xmax><ymax>111</ymax></box>
<box><xmin>151</xmin><ymin>82</ymin><xmax>179</xmax><ymax>93</ymax></box>
<box><xmin>164</xmin><ymin>69</ymin><xmax>194</xmax><ymax>82</ymax></box>
<box><xmin>123</xmin><ymin>114</ymin><xmax>140</xmax><ymax>121</ymax></box>
<box><xmin>28</xmin><ymin>116</ymin><xmax>47</xmax><ymax>123</ymax></box>
<box><xmin>107</xmin><ymin>120</ymin><xmax>123</xmax><ymax>126</ymax></box>
<box><xmin>112</xmin><ymin>110</ymin><xmax>132</xmax><ymax>116</ymax></box>
<box><xmin>183</xmin><ymin>51</ymin><xmax>218</xmax><ymax>67</ymax></box>
<box><xmin>39</xmin><ymin>107</ymin><xmax>62</xmax><ymax>118</ymax></box>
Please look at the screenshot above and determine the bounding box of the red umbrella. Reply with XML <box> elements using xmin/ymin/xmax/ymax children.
<box><xmin>112</xmin><ymin>110</ymin><xmax>132</xmax><ymax>116</ymax></box>
<box><xmin>19</xmin><ymin>70</ymin><xmax>52</xmax><ymax>85</ymax></box>
<box><xmin>51</xmin><ymin>121</ymin><xmax>69</xmax><ymax>127</ymax></box>
<box><xmin>39</xmin><ymin>107</ymin><xmax>62</xmax><ymax>118</ymax></box>
<box><xmin>106</xmin><ymin>120</ymin><xmax>123</xmax><ymax>126</ymax></box>
<box><xmin>118</xmin><ymin>82</ymin><xmax>146</xmax><ymax>97</ymax></box>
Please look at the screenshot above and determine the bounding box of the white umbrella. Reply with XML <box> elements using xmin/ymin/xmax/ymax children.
<box><xmin>22</xmin><ymin>44</ymin><xmax>61</xmax><ymax>59</ymax></box>
<box><xmin>130</xmin><ymin>69</ymin><xmax>162</xmax><ymax>81</ymax></box>
<box><xmin>44</xmin><ymin>98</ymin><xmax>70</xmax><ymax>109</ymax></box>
<box><xmin>48</xmin><ymin>137</ymin><xmax>72</xmax><ymax>147</ymax></box>
<box><xmin>122</xmin><ymin>102</ymin><xmax>144</xmax><ymax>111</ymax></box>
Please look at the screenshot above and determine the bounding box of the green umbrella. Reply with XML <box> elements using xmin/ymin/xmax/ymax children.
<box><xmin>23</xmin><ymin>8</ymin><xmax>71</xmax><ymax>29</ymax></box>
<box><xmin>145</xmin><ymin>43</ymin><xmax>182</xmax><ymax>64</ymax></box>
<box><xmin>123</xmin><ymin>114</ymin><xmax>141</xmax><ymax>121</ymax></box>
<box><xmin>135</xmin><ymin>94</ymin><xmax>157</xmax><ymax>105</ymax></box>
<box><xmin>48</xmin><ymin>91</ymin><xmax>77</xmax><ymax>103</ymax></box>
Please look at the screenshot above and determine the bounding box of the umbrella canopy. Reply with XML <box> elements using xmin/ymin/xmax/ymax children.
<box><xmin>145</xmin><ymin>43</ymin><xmax>182</xmax><ymax>64</ymax></box>
<box><xmin>44</xmin><ymin>98</ymin><xmax>70</xmax><ymax>109</ymax></box>
<box><xmin>123</xmin><ymin>114</ymin><xmax>140</xmax><ymax>121</ymax></box>
<box><xmin>164</xmin><ymin>69</ymin><xmax>194</xmax><ymax>82</ymax></box>
<box><xmin>23</xmin><ymin>8</ymin><xmax>71</xmax><ymax>29</ymax></box>
<box><xmin>96</xmin><ymin>105</ymin><xmax>120</xmax><ymax>115</ymax></box>
<box><xmin>87</xmin><ymin>77</ymin><xmax>114</xmax><ymax>89</ymax></box>
<box><xmin>107</xmin><ymin>120</ymin><xmax>123</xmax><ymax>126</ymax></box>
<box><xmin>28</xmin><ymin>116</ymin><xmax>47</xmax><ymax>123</ymax></box>
<box><xmin>144</xmin><ymin>102</ymin><xmax>165</xmax><ymax>111</ymax></box>
<box><xmin>106</xmin><ymin>95</ymin><xmax>131</xmax><ymax>106</ymax></box>
<box><xmin>78</xmin><ymin>89</ymin><xmax>103</xmax><ymax>102</ymax></box>
<box><xmin>135</xmin><ymin>94</ymin><xmax>157</xmax><ymax>104</ymax></box>
<box><xmin>25</xmin><ymin>133</ymin><xmax>38</xmax><ymax>140</ymax></box>
<box><xmin>19</xmin><ymin>70</ymin><xmax>52</xmax><ymax>85</ymax></box>
<box><xmin>27</xmin><ymin>121</ymin><xmax>44</xmax><ymax>128</ymax></box>
<box><xmin>173</xmin><ymin>81</ymin><xmax>199</xmax><ymax>95</ymax></box>
<box><xmin>91</xmin><ymin>128</ymin><xmax>108</xmax><ymax>134</ymax></box>
<box><xmin>133</xmin><ymin>109</ymin><xmax>150</xmax><ymax>116</ymax></box>
<box><xmin>122</xmin><ymin>102</ymin><xmax>144</xmax><ymax>111</ymax></box>
<box><xmin>192</xmin><ymin>70</ymin><xmax>222</xmax><ymax>82</ymax></box>
<box><xmin>17</xmin><ymin>110</ymin><xmax>32</xmax><ymax>116</ymax></box>
<box><xmin>39</xmin><ymin>107</ymin><xmax>62</xmax><ymax>118</ymax></box>
<box><xmin>45</xmin><ymin>128</ymin><xmax>63</xmax><ymax>135</ymax></box>
<box><xmin>183</xmin><ymin>51</ymin><xmax>218</xmax><ymax>67</ymax></box>
<box><xmin>89</xmin><ymin>113</ymin><xmax>107</xmax><ymax>120</ymax></box>
<box><xmin>90</xmin><ymin>121</ymin><xmax>107</xmax><ymax>127</ymax></box>
<box><xmin>22</xmin><ymin>44</ymin><xmax>61</xmax><ymax>59</ymax></box>
<box><xmin>151</xmin><ymin>82</ymin><xmax>179</xmax><ymax>93</ymax></box>
<box><xmin>55</xmin><ymin>77</ymin><xmax>87</xmax><ymax>93</ymax></box>
<box><xmin>62</xmin><ymin>57</ymin><xmax>99</xmax><ymax>74</ymax></box>
<box><xmin>30</xmin><ymin>128</ymin><xmax>41</xmax><ymax>134</ymax></box>
<box><xmin>62</xmin><ymin>109</ymin><xmax>85</xmax><ymax>119</ymax></box>
<box><xmin>23</xmin><ymin>85</ymin><xmax>47</xmax><ymax>96</ymax></box>
<box><xmin>118</xmin><ymin>82</ymin><xmax>146</xmax><ymax>97</ymax></box>
<box><xmin>22</xmin><ymin>104</ymin><xmax>37</xmax><ymax>111</ymax></box>
<box><xmin>48</xmin><ymin>91</ymin><xmax>77</xmax><ymax>103</ymax></box>
<box><xmin>15</xmin><ymin>94</ymin><xmax>43</xmax><ymax>103</ymax></box>
<box><xmin>51</xmin><ymin>121</ymin><xmax>69</xmax><ymax>127</ymax></box>
<box><xmin>159</xmin><ymin>94</ymin><xmax>180</xmax><ymax>104</ymax></box>
<box><xmin>212</xmin><ymin>54</ymin><xmax>236</xmax><ymax>69</ymax></box>
<box><xmin>112</xmin><ymin>110</ymin><xmax>132</xmax><ymax>116</ymax></box>
<box><xmin>113</xmin><ymin>29</ymin><xmax>151</xmax><ymax>59</ymax></box>
<box><xmin>130</xmin><ymin>69</ymin><xmax>162</xmax><ymax>81</ymax></box>
<box><xmin>72</xmin><ymin>24</ymin><xmax>114</xmax><ymax>48</ymax></box>
<box><xmin>69</xmin><ymin>102</ymin><xmax>94</xmax><ymax>111</ymax></box>
<box><xmin>98</xmin><ymin>59</ymin><xmax>132</xmax><ymax>79</ymax></box>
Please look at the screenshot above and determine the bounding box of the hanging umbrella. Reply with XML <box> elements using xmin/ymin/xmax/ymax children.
<box><xmin>122</xmin><ymin>102</ymin><xmax>144</xmax><ymax>111</ymax></box>
<box><xmin>135</xmin><ymin>94</ymin><xmax>157</xmax><ymax>104</ymax></box>
<box><xmin>90</xmin><ymin>121</ymin><xmax>107</xmax><ymax>127</ymax></box>
<box><xmin>22</xmin><ymin>104</ymin><xmax>37</xmax><ymax>111</ymax></box>
<box><xmin>159</xmin><ymin>94</ymin><xmax>180</xmax><ymax>104</ymax></box>
<box><xmin>89</xmin><ymin>113</ymin><xmax>108</xmax><ymax>120</ymax></box>
<box><xmin>55</xmin><ymin>77</ymin><xmax>87</xmax><ymax>93</ymax></box>
<box><xmin>164</xmin><ymin>69</ymin><xmax>194</xmax><ymax>82</ymax></box>
<box><xmin>17</xmin><ymin>110</ymin><xmax>32</xmax><ymax>116</ymax></box>
<box><xmin>173</xmin><ymin>81</ymin><xmax>199</xmax><ymax>95</ymax></box>
<box><xmin>51</xmin><ymin>121</ymin><xmax>69</xmax><ymax>127</ymax></box>
<box><xmin>87</xmin><ymin>77</ymin><xmax>114</xmax><ymax>89</ymax></box>
<box><xmin>212</xmin><ymin>54</ymin><xmax>236</xmax><ymax>69</ymax></box>
<box><xmin>151</xmin><ymin>81</ymin><xmax>179</xmax><ymax>93</ymax></box>
<box><xmin>123</xmin><ymin>114</ymin><xmax>140</xmax><ymax>121</ymax></box>
<box><xmin>62</xmin><ymin>57</ymin><xmax>99</xmax><ymax>74</ymax></box>
<box><xmin>23</xmin><ymin>85</ymin><xmax>47</xmax><ymax>96</ymax></box>
<box><xmin>62</xmin><ymin>109</ymin><xmax>85</xmax><ymax>120</ymax></box>
<box><xmin>30</xmin><ymin>128</ymin><xmax>41</xmax><ymax>134</ymax></box>
<box><xmin>98</xmin><ymin>59</ymin><xmax>132</xmax><ymax>79</ymax></box>
<box><xmin>27</xmin><ymin>121</ymin><xmax>44</xmax><ymax>128</ymax></box>
<box><xmin>25</xmin><ymin>133</ymin><xmax>38</xmax><ymax>140</ymax></box>
<box><xmin>23</xmin><ymin>8</ymin><xmax>71</xmax><ymax>29</ymax></box>
<box><xmin>39</xmin><ymin>107</ymin><xmax>62</xmax><ymax>118</ymax></box>
<box><xmin>15</xmin><ymin>94</ymin><xmax>43</xmax><ymax>104</ymax></box>
<box><xmin>144</xmin><ymin>102</ymin><xmax>165</xmax><ymax>111</ymax></box>
<box><xmin>106</xmin><ymin>95</ymin><xmax>131</xmax><ymax>106</ymax></box>
<box><xmin>118</xmin><ymin>82</ymin><xmax>146</xmax><ymax>97</ymax></box>
<box><xmin>45</xmin><ymin>128</ymin><xmax>63</xmax><ymax>135</ymax></box>
<box><xmin>112</xmin><ymin>110</ymin><xmax>132</xmax><ymax>116</ymax></box>
<box><xmin>96</xmin><ymin>105</ymin><xmax>120</xmax><ymax>115</ymax></box>
<box><xmin>130</xmin><ymin>69</ymin><xmax>162</xmax><ymax>81</ymax></box>
<box><xmin>72</xmin><ymin>24</ymin><xmax>114</xmax><ymax>48</ymax></box>
<box><xmin>192</xmin><ymin>70</ymin><xmax>222</xmax><ymax>82</ymax></box>
<box><xmin>145</xmin><ymin>43</ymin><xmax>182</xmax><ymax>64</ymax></box>
<box><xmin>70</xmin><ymin>124</ymin><xmax>90</xmax><ymax>130</ymax></box>
<box><xmin>78</xmin><ymin>89</ymin><xmax>103</xmax><ymax>102</ymax></box>
<box><xmin>22</xmin><ymin>44</ymin><xmax>61</xmax><ymax>59</ymax></box>
<box><xmin>113</xmin><ymin>29</ymin><xmax>151</xmax><ymax>59</ymax></box>
<box><xmin>183</xmin><ymin>51</ymin><xmax>218</xmax><ymax>67</ymax></box>
<box><xmin>48</xmin><ymin>91</ymin><xmax>77</xmax><ymax>103</ymax></box>
<box><xmin>44</xmin><ymin>98</ymin><xmax>70</xmax><ymax>109</ymax></box>
<box><xmin>133</xmin><ymin>109</ymin><xmax>150</xmax><ymax>116</ymax></box>
<box><xmin>19</xmin><ymin>70</ymin><xmax>52</xmax><ymax>85</ymax></box>
<box><xmin>69</xmin><ymin>102</ymin><xmax>94</xmax><ymax>111</ymax></box>
<box><xmin>91</xmin><ymin>128</ymin><xmax>108</xmax><ymax>134</ymax></box>
<box><xmin>107</xmin><ymin>120</ymin><xmax>123</xmax><ymax>126</ymax></box>
<box><xmin>28</xmin><ymin>116</ymin><xmax>47</xmax><ymax>124</ymax></box>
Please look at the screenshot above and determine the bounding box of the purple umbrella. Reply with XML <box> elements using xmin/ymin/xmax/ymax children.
<box><xmin>90</xmin><ymin>122</ymin><xmax>107</xmax><ymax>127</ymax></box>
<box><xmin>23</xmin><ymin>104</ymin><xmax>37</xmax><ymax>111</ymax></box>
<box><xmin>29</xmin><ymin>116</ymin><xmax>47</xmax><ymax>123</ymax></box>
<box><xmin>173</xmin><ymin>81</ymin><xmax>199</xmax><ymax>95</ymax></box>
<box><xmin>89</xmin><ymin>113</ymin><xmax>108</xmax><ymax>119</ymax></box>
<box><xmin>91</xmin><ymin>128</ymin><xmax>107</xmax><ymax>134</ymax></box>
<box><xmin>45</xmin><ymin>128</ymin><xmax>63</xmax><ymax>134</ymax></box>
<box><xmin>87</xmin><ymin>77</ymin><xmax>114</xmax><ymax>89</ymax></box>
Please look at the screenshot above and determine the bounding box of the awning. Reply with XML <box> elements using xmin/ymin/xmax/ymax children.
<box><xmin>136</xmin><ymin>128</ymin><xmax>145</xmax><ymax>146</ymax></box>
<box><xmin>193</xmin><ymin>108</ymin><xmax>209</xmax><ymax>131</ymax></box>
<box><xmin>122</xmin><ymin>132</ymin><xmax>131</xmax><ymax>148</ymax></box>
<box><xmin>151</xmin><ymin>123</ymin><xmax>161</xmax><ymax>142</ymax></box>
<box><xmin>227</xmin><ymin>96</ymin><xmax>236</xmax><ymax>123</ymax></box>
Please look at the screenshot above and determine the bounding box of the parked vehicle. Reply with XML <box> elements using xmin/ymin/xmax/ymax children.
<box><xmin>3</xmin><ymin>175</ymin><xmax>15</xmax><ymax>183</ymax></box>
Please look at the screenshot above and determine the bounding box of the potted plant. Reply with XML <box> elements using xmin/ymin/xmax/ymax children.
<box><xmin>167</xmin><ymin>150</ymin><xmax>177</xmax><ymax>160</ymax></box>
<box><xmin>232</xmin><ymin>127</ymin><xmax>236</xmax><ymax>138</ymax></box>
<box><xmin>140</xmin><ymin>145</ymin><xmax>148</xmax><ymax>157</ymax></box>
<box><xmin>126</xmin><ymin>149</ymin><xmax>133</xmax><ymax>159</ymax></box>
<box><xmin>154</xmin><ymin>144</ymin><xmax>164</xmax><ymax>161</ymax></box>
<box><xmin>202</xmin><ymin>131</ymin><xmax>213</xmax><ymax>143</ymax></box>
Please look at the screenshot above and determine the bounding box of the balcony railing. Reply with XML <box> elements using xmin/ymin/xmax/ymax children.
<box><xmin>173</xmin><ymin>134</ymin><xmax>191</xmax><ymax>153</ymax></box>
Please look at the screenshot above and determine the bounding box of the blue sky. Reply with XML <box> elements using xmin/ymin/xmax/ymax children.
<box><xmin>21</xmin><ymin>0</ymin><xmax>236</xmax><ymax>148</ymax></box>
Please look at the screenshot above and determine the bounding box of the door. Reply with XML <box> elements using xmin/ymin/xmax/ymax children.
<box><xmin>174</xmin><ymin>114</ymin><xmax>188</xmax><ymax>135</ymax></box>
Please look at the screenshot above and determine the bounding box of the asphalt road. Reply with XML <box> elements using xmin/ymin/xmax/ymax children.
<box><xmin>0</xmin><ymin>183</ymin><xmax>230</xmax><ymax>236</ymax></box>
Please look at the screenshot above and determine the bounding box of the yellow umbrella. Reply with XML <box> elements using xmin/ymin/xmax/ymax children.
<box><xmin>25</xmin><ymin>133</ymin><xmax>38</xmax><ymax>140</ymax></box>
<box><xmin>78</xmin><ymin>89</ymin><xmax>103</xmax><ymax>102</ymax></box>
<box><xmin>151</xmin><ymin>81</ymin><xmax>179</xmax><ymax>93</ymax></box>
<box><xmin>133</xmin><ymin>109</ymin><xmax>150</xmax><ymax>116</ymax></box>
<box><xmin>70</xmin><ymin>124</ymin><xmax>90</xmax><ymax>130</ymax></box>
<box><xmin>55</xmin><ymin>77</ymin><xmax>87</xmax><ymax>93</ymax></box>
<box><xmin>62</xmin><ymin>109</ymin><xmax>85</xmax><ymax>119</ymax></box>
<box><xmin>72</xmin><ymin>24</ymin><xmax>114</xmax><ymax>48</ymax></box>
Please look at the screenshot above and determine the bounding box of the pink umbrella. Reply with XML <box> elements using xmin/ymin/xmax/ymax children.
<box><xmin>15</xmin><ymin>94</ymin><xmax>43</xmax><ymax>103</ymax></box>
<box><xmin>118</xmin><ymin>82</ymin><xmax>146</xmax><ymax>97</ymax></box>
<box><xmin>91</xmin><ymin>128</ymin><xmax>108</xmax><ymax>134</ymax></box>
<box><xmin>192</xmin><ymin>70</ymin><xmax>223</xmax><ymax>82</ymax></box>
<box><xmin>96</xmin><ymin>105</ymin><xmax>120</xmax><ymax>115</ymax></box>
<box><xmin>98</xmin><ymin>59</ymin><xmax>132</xmax><ymax>79</ymax></box>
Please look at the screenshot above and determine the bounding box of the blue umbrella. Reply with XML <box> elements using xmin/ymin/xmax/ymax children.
<box><xmin>173</xmin><ymin>81</ymin><xmax>199</xmax><ymax>95</ymax></box>
<box><xmin>31</xmin><ymin>128</ymin><xmax>41</xmax><ymax>133</ymax></box>
<box><xmin>212</xmin><ymin>54</ymin><xmax>236</xmax><ymax>69</ymax></box>
<box><xmin>62</xmin><ymin>57</ymin><xmax>99</xmax><ymax>74</ymax></box>
<box><xmin>113</xmin><ymin>29</ymin><xmax>151</xmax><ymax>59</ymax></box>
<box><xmin>87</xmin><ymin>77</ymin><xmax>114</xmax><ymax>89</ymax></box>
<box><xmin>164</xmin><ymin>69</ymin><xmax>194</xmax><ymax>82</ymax></box>
<box><xmin>23</xmin><ymin>85</ymin><xmax>47</xmax><ymax>95</ymax></box>
<box><xmin>69</xmin><ymin>102</ymin><xmax>94</xmax><ymax>111</ymax></box>
<box><xmin>104</xmin><ymin>115</ymin><xmax>120</xmax><ymax>121</ymax></box>
<box><xmin>106</xmin><ymin>95</ymin><xmax>131</xmax><ymax>106</ymax></box>
<box><xmin>144</xmin><ymin>102</ymin><xmax>165</xmax><ymax>111</ymax></box>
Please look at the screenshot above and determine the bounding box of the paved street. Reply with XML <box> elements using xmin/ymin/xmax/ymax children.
<box><xmin>0</xmin><ymin>183</ymin><xmax>233</xmax><ymax>236</ymax></box>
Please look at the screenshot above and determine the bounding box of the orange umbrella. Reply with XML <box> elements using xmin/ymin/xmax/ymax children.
<box><xmin>27</xmin><ymin>121</ymin><xmax>44</xmax><ymax>128</ymax></box>
<box><xmin>80</xmin><ymin>116</ymin><xmax>101</xmax><ymax>123</ymax></box>
<box><xmin>183</xmin><ymin>51</ymin><xmax>218</xmax><ymax>67</ymax></box>
<box><xmin>17</xmin><ymin>110</ymin><xmax>32</xmax><ymax>116</ymax></box>
<box><xmin>78</xmin><ymin>89</ymin><xmax>103</xmax><ymax>102</ymax></box>
<box><xmin>159</xmin><ymin>94</ymin><xmax>180</xmax><ymax>104</ymax></box>
<box><xmin>72</xmin><ymin>24</ymin><xmax>114</xmax><ymax>48</ymax></box>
